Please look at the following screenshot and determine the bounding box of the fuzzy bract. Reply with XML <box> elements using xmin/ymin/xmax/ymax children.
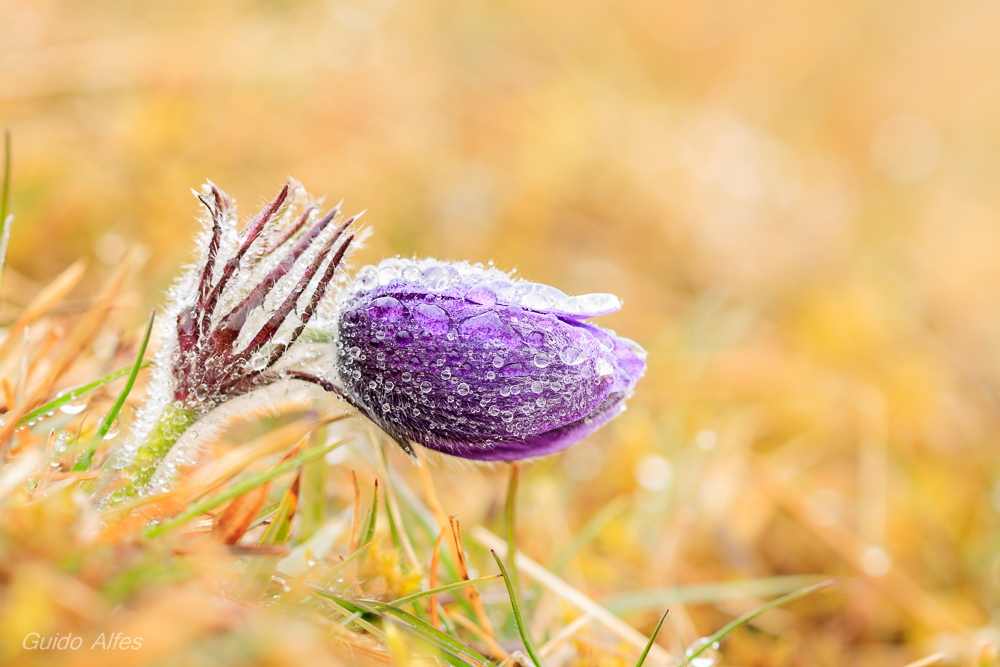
<box><xmin>110</xmin><ymin>180</ymin><xmax>357</xmax><ymax>495</ymax></box>
<box><xmin>332</xmin><ymin>258</ymin><xmax>646</xmax><ymax>461</ymax></box>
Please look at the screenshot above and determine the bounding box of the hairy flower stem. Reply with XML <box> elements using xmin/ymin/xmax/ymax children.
<box><xmin>126</xmin><ymin>404</ymin><xmax>198</xmax><ymax>493</ymax></box>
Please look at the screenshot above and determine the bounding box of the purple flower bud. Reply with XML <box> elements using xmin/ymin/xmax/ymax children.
<box><xmin>332</xmin><ymin>258</ymin><xmax>646</xmax><ymax>461</ymax></box>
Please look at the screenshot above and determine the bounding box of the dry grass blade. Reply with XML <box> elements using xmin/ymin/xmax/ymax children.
<box><xmin>902</xmin><ymin>653</ymin><xmax>947</xmax><ymax>667</ymax></box>
<box><xmin>212</xmin><ymin>482</ymin><xmax>272</xmax><ymax>545</ymax></box>
<box><xmin>448</xmin><ymin>514</ymin><xmax>496</xmax><ymax>639</ymax></box>
<box><xmin>0</xmin><ymin>251</ymin><xmax>136</xmax><ymax>447</ymax></box>
<box><xmin>231</xmin><ymin>472</ymin><xmax>301</xmax><ymax>603</ymax></box>
<box><xmin>749</xmin><ymin>457</ymin><xmax>968</xmax><ymax>636</ymax></box>
<box><xmin>0</xmin><ymin>260</ymin><xmax>85</xmax><ymax>353</ymax></box>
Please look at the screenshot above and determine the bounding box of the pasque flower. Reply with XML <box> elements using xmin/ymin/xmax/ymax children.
<box><xmin>110</xmin><ymin>181</ymin><xmax>357</xmax><ymax>495</ymax></box>
<box><xmin>331</xmin><ymin>258</ymin><xmax>646</xmax><ymax>461</ymax></box>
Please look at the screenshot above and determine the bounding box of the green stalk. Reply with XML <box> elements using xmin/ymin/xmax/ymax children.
<box><xmin>125</xmin><ymin>402</ymin><xmax>199</xmax><ymax>494</ymax></box>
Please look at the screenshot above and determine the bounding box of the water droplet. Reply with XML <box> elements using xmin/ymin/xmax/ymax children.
<box><xmin>486</xmin><ymin>371</ymin><xmax>496</xmax><ymax>381</ymax></box>
<box><xmin>420</xmin><ymin>381</ymin><xmax>432</xmax><ymax>394</ymax></box>
<box><xmin>59</xmin><ymin>403</ymin><xmax>87</xmax><ymax>415</ymax></box>
<box><xmin>459</xmin><ymin>312</ymin><xmax>522</xmax><ymax>349</ymax></box>
<box><xmin>441</xmin><ymin>369</ymin><xmax>452</xmax><ymax>381</ymax></box>
<box><xmin>596</xmin><ymin>355</ymin><xmax>615</xmax><ymax>376</ymax></box>
<box><xmin>413</xmin><ymin>303</ymin><xmax>450</xmax><ymax>335</ymax></box>
<box><xmin>110</xmin><ymin>488</ymin><xmax>127</xmax><ymax>502</ymax></box>
<box><xmin>421</xmin><ymin>266</ymin><xmax>452</xmax><ymax>290</ymax></box>
<box><xmin>559</xmin><ymin>347</ymin><xmax>584</xmax><ymax>365</ymax></box>
<box><xmin>533</xmin><ymin>353</ymin><xmax>551</xmax><ymax>368</ymax></box>
<box><xmin>103</xmin><ymin>418</ymin><xmax>121</xmax><ymax>439</ymax></box>
<box><xmin>367</xmin><ymin>296</ymin><xmax>405</xmax><ymax>321</ymax></box>
<box><xmin>466</xmin><ymin>286</ymin><xmax>497</xmax><ymax>306</ymax></box>
<box><xmin>492</xmin><ymin>356</ymin><xmax>504</xmax><ymax>369</ymax></box>
<box><xmin>599</xmin><ymin>338</ymin><xmax>615</xmax><ymax>352</ymax></box>
<box><xmin>457</xmin><ymin>383</ymin><xmax>470</xmax><ymax>396</ymax></box>
<box><xmin>531</xmin><ymin>381</ymin><xmax>544</xmax><ymax>394</ymax></box>
<box><xmin>685</xmin><ymin>638</ymin><xmax>721</xmax><ymax>667</ymax></box>
<box><xmin>488</xmin><ymin>406</ymin><xmax>500</xmax><ymax>417</ymax></box>
<box><xmin>402</xmin><ymin>265</ymin><xmax>421</xmax><ymax>282</ymax></box>
<box><xmin>396</xmin><ymin>330</ymin><xmax>412</xmax><ymax>344</ymax></box>
<box><xmin>401</xmin><ymin>372</ymin><xmax>412</xmax><ymax>382</ymax></box>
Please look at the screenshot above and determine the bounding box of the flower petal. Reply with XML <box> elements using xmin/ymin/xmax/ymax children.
<box><xmin>334</xmin><ymin>258</ymin><xmax>646</xmax><ymax>461</ymax></box>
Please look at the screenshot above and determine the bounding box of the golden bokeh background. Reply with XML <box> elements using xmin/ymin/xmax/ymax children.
<box><xmin>4</xmin><ymin>0</ymin><xmax>1000</xmax><ymax>664</ymax></box>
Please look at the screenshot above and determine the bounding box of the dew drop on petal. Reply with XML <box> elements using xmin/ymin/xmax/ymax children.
<box><xmin>531</xmin><ymin>381</ymin><xmax>544</xmax><ymax>394</ymax></box>
<box><xmin>596</xmin><ymin>355</ymin><xmax>615</xmax><ymax>376</ymax></box>
<box><xmin>368</xmin><ymin>296</ymin><xmax>405</xmax><ymax>321</ymax></box>
<box><xmin>457</xmin><ymin>383</ymin><xmax>470</xmax><ymax>396</ymax></box>
<box><xmin>420</xmin><ymin>381</ymin><xmax>432</xmax><ymax>394</ymax></box>
<box><xmin>533</xmin><ymin>353</ymin><xmax>551</xmax><ymax>368</ymax></box>
<box><xmin>413</xmin><ymin>303</ymin><xmax>450</xmax><ymax>335</ymax></box>
<box><xmin>559</xmin><ymin>347</ymin><xmax>584</xmax><ymax>365</ymax></box>
<box><xmin>466</xmin><ymin>286</ymin><xmax>497</xmax><ymax>306</ymax></box>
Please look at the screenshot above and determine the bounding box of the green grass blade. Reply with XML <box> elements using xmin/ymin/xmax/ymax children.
<box><xmin>144</xmin><ymin>437</ymin><xmax>348</xmax><ymax>538</ymax></box>
<box><xmin>74</xmin><ymin>309</ymin><xmax>156</xmax><ymax>471</ymax></box>
<box><xmin>505</xmin><ymin>462</ymin><xmax>521</xmax><ymax>598</ymax></box>
<box><xmin>548</xmin><ymin>495</ymin><xmax>628</xmax><ymax>575</ymax></box>
<box><xmin>232</xmin><ymin>474</ymin><xmax>300</xmax><ymax>603</ymax></box>
<box><xmin>357</xmin><ymin>598</ymin><xmax>491</xmax><ymax>667</ymax></box>
<box><xmin>491</xmin><ymin>549</ymin><xmax>544</xmax><ymax>667</ymax></box>
<box><xmin>635</xmin><ymin>610</ymin><xmax>668</xmax><ymax>667</ymax></box>
<box><xmin>299</xmin><ymin>426</ymin><xmax>326</xmax><ymax>541</ymax></box>
<box><xmin>359</xmin><ymin>479</ymin><xmax>378</xmax><ymax>552</ymax></box>
<box><xmin>19</xmin><ymin>361</ymin><xmax>154</xmax><ymax>428</ymax></box>
<box><xmin>314</xmin><ymin>541</ymin><xmax>372</xmax><ymax>589</ymax></box>
<box><xmin>603</xmin><ymin>575</ymin><xmax>831</xmax><ymax>615</ymax></box>
<box><xmin>390</xmin><ymin>574</ymin><xmax>502</xmax><ymax>608</ymax></box>
<box><xmin>684</xmin><ymin>579</ymin><xmax>835</xmax><ymax>665</ymax></box>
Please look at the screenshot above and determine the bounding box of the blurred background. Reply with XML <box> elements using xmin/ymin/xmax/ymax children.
<box><xmin>3</xmin><ymin>0</ymin><xmax>1000</xmax><ymax>663</ymax></box>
